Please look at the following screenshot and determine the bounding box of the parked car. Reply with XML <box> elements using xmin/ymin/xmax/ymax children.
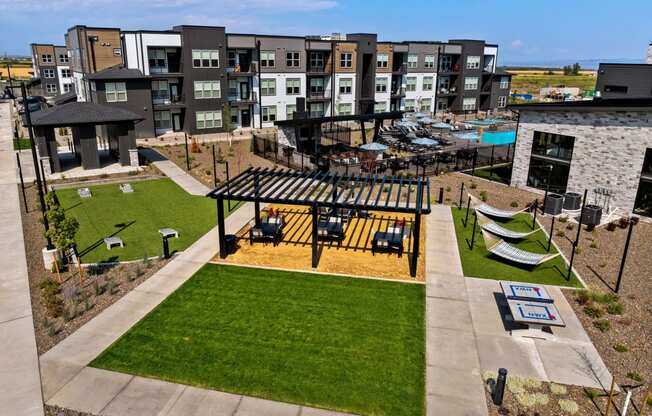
<box><xmin>17</xmin><ymin>96</ymin><xmax>47</xmax><ymax>115</ymax></box>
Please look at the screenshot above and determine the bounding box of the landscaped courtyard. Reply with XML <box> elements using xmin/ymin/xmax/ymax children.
<box><xmin>56</xmin><ymin>178</ymin><xmax>236</xmax><ymax>263</ymax></box>
<box><xmin>91</xmin><ymin>264</ymin><xmax>426</xmax><ymax>416</ymax></box>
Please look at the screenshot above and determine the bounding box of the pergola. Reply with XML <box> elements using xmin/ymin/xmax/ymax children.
<box><xmin>207</xmin><ymin>168</ymin><xmax>431</xmax><ymax>277</ymax></box>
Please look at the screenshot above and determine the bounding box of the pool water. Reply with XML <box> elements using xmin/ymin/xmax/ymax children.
<box><xmin>467</xmin><ymin>118</ymin><xmax>505</xmax><ymax>126</ymax></box>
<box><xmin>482</xmin><ymin>130</ymin><xmax>516</xmax><ymax>145</ymax></box>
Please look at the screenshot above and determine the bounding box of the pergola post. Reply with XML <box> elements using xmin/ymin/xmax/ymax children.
<box><xmin>410</xmin><ymin>213</ymin><xmax>421</xmax><ymax>278</ymax></box>
<box><xmin>254</xmin><ymin>173</ymin><xmax>261</xmax><ymax>226</ymax></box>
<box><xmin>311</xmin><ymin>203</ymin><xmax>319</xmax><ymax>268</ymax></box>
<box><xmin>216</xmin><ymin>196</ymin><xmax>227</xmax><ymax>258</ymax></box>
<box><xmin>359</xmin><ymin>120</ymin><xmax>367</xmax><ymax>145</ymax></box>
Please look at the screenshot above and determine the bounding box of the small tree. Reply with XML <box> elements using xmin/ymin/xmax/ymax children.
<box><xmin>44</xmin><ymin>192</ymin><xmax>79</xmax><ymax>281</ymax></box>
<box><xmin>222</xmin><ymin>103</ymin><xmax>235</xmax><ymax>146</ymax></box>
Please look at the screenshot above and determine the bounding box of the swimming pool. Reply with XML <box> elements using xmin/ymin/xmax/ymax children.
<box><xmin>466</xmin><ymin>118</ymin><xmax>506</xmax><ymax>126</ymax></box>
<box><xmin>482</xmin><ymin>130</ymin><xmax>516</xmax><ymax>145</ymax></box>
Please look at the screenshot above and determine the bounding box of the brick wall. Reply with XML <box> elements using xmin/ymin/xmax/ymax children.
<box><xmin>511</xmin><ymin>110</ymin><xmax>652</xmax><ymax>212</ymax></box>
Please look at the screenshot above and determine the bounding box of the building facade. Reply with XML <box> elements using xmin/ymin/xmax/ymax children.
<box><xmin>30</xmin><ymin>44</ymin><xmax>73</xmax><ymax>98</ymax></box>
<box><xmin>509</xmin><ymin>100</ymin><xmax>652</xmax><ymax>217</ymax></box>
<box><xmin>33</xmin><ymin>25</ymin><xmax>512</xmax><ymax>138</ymax></box>
<box><xmin>595</xmin><ymin>63</ymin><xmax>652</xmax><ymax>99</ymax></box>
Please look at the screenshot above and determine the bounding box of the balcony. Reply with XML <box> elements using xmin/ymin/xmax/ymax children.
<box><xmin>439</xmin><ymin>64</ymin><xmax>461</xmax><ymax>74</ymax></box>
<box><xmin>307</xmin><ymin>90</ymin><xmax>331</xmax><ymax>102</ymax></box>
<box><xmin>390</xmin><ymin>87</ymin><xmax>405</xmax><ymax>98</ymax></box>
<box><xmin>227</xmin><ymin>62</ymin><xmax>257</xmax><ymax>77</ymax></box>
<box><xmin>437</xmin><ymin>86</ymin><xmax>457</xmax><ymax>96</ymax></box>
<box><xmin>392</xmin><ymin>63</ymin><xmax>407</xmax><ymax>75</ymax></box>
<box><xmin>228</xmin><ymin>90</ymin><xmax>257</xmax><ymax>106</ymax></box>
<box><xmin>153</xmin><ymin>94</ymin><xmax>185</xmax><ymax>109</ymax></box>
<box><xmin>307</xmin><ymin>65</ymin><xmax>330</xmax><ymax>75</ymax></box>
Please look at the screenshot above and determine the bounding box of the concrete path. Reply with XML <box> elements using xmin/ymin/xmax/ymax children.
<box><xmin>40</xmin><ymin>202</ymin><xmax>351</xmax><ymax>416</ymax></box>
<box><xmin>0</xmin><ymin>101</ymin><xmax>45</xmax><ymax>415</ymax></box>
<box><xmin>139</xmin><ymin>148</ymin><xmax>210</xmax><ymax>196</ymax></box>
<box><xmin>425</xmin><ymin>205</ymin><xmax>488</xmax><ymax>416</ymax></box>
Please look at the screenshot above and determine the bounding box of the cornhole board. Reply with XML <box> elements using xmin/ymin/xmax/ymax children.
<box><xmin>501</xmin><ymin>281</ymin><xmax>565</xmax><ymax>340</ymax></box>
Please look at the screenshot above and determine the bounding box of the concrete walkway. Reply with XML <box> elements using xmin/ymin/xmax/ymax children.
<box><xmin>425</xmin><ymin>205</ymin><xmax>488</xmax><ymax>416</ymax></box>
<box><xmin>139</xmin><ymin>148</ymin><xmax>210</xmax><ymax>196</ymax></box>
<box><xmin>0</xmin><ymin>101</ymin><xmax>45</xmax><ymax>415</ymax></box>
<box><xmin>40</xmin><ymin>202</ymin><xmax>351</xmax><ymax>416</ymax></box>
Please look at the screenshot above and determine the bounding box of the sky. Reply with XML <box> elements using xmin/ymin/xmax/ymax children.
<box><xmin>0</xmin><ymin>0</ymin><xmax>650</xmax><ymax>66</ymax></box>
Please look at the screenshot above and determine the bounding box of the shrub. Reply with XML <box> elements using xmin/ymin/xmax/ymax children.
<box><xmin>593</xmin><ymin>319</ymin><xmax>610</xmax><ymax>332</ymax></box>
<box><xmin>47</xmin><ymin>324</ymin><xmax>59</xmax><ymax>337</ymax></box>
<box><xmin>469</xmin><ymin>182</ymin><xmax>477</xmax><ymax>189</ymax></box>
<box><xmin>558</xmin><ymin>216</ymin><xmax>568</xmax><ymax>223</ymax></box>
<box><xmin>510</xmin><ymin>201</ymin><xmax>519</xmax><ymax>208</ymax></box>
<box><xmin>574</xmin><ymin>289</ymin><xmax>591</xmax><ymax>305</ymax></box>
<box><xmin>626</xmin><ymin>371</ymin><xmax>644</xmax><ymax>383</ymax></box>
<box><xmin>606</xmin><ymin>221</ymin><xmax>617</xmax><ymax>231</ymax></box>
<box><xmin>613</xmin><ymin>343</ymin><xmax>628</xmax><ymax>353</ymax></box>
<box><xmin>523</xmin><ymin>378</ymin><xmax>543</xmax><ymax>390</ymax></box>
<box><xmin>606</xmin><ymin>302</ymin><xmax>624</xmax><ymax>315</ymax></box>
<box><xmin>143</xmin><ymin>252</ymin><xmax>151</xmax><ymax>268</ymax></box>
<box><xmin>618</xmin><ymin>217</ymin><xmax>629</xmax><ymax>229</ymax></box>
<box><xmin>62</xmin><ymin>305</ymin><xmax>75</xmax><ymax>322</ymax></box>
<box><xmin>550</xmin><ymin>383</ymin><xmax>567</xmax><ymax>395</ymax></box>
<box><xmin>583</xmin><ymin>304</ymin><xmax>604</xmax><ymax>318</ymax></box>
<box><xmin>445</xmin><ymin>186</ymin><xmax>451</xmax><ymax>192</ymax></box>
<box><xmin>84</xmin><ymin>298</ymin><xmax>94</xmax><ymax>312</ymax></box>
<box><xmin>589</xmin><ymin>241</ymin><xmax>598</xmax><ymax>249</ymax></box>
<box><xmin>556</xmin><ymin>230</ymin><xmax>566</xmax><ymax>237</ymax></box>
<box><xmin>107</xmin><ymin>281</ymin><xmax>119</xmax><ymax>295</ymax></box>
<box><xmin>507</xmin><ymin>375</ymin><xmax>526</xmax><ymax>394</ymax></box>
<box><xmin>479</xmin><ymin>191</ymin><xmax>488</xmax><ymax>202</ymax></box>
<box><xmin>583</xmin><ymin>389</ymin><xmax>599</xmax><ymax>400</ymax></box>
<box><xmin>591</xmin><ymin>291</ymin><xmax>619</xmax><ymax>304</ymax></box>
<box><xmin>566</xmin><ymin>223</ymin><xmax>575</xmax><ymax>231</ymax></box>
<box><xmin>558</xmin><ymin>399</ymin><xmax>579</xmax><ymax>414</ymax></box>
<box><xmin>575</xmin><ymin>247</ymin><xmax>582</xmax><ymax>254</ymax></box>
<box><xmin>40</xmin><ymin>279</ymin><xmax>63</xmax><ymax>317</ymax></box>
<box><xmin>647</xmin><ymin>396</ymin><xmax>652</xmax><ymax>407</ymax></box>
<box><xmin>515</xmin><ymin>392</ymin><xmax>538</xmax><ymax>407</ymax></box>
<box><xmin>93</xmin><ymin>279</ymin><xmax>106</xmax><ymax>296</ymax></box>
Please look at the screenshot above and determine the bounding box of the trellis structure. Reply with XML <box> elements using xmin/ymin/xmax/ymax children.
<box><xmin>206</xmin><ymin>167</ymin><xmax>431</xmax><ymax>277</ymax></box>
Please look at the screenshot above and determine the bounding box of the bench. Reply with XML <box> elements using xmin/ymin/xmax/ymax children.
<box><xmin>104</xmin><ymin>236</ymin><xmax>124</xmax><ymax>250</ymax></box>
<box><xmin>500</xmin><ymin>281</ymin><xmax>565</xmax><ymax>340</ymax></box>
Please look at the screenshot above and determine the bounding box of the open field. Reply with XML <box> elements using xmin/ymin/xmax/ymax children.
<box><xmin>220</xmin><ymin>204</ymin><xmax>426</xmax><ymax>281</ymax></box>
<box><xmin>56</xmin><ymin>178</ymin><xmax>235</xmax><ymax>263</ymax></box>
<box><xmin>92</xmin><ymin>263</ymin><xmax>426</xmax><ymax>416</ymax></box>
<box><xmin>508</xmin><ymin>69</ymin><xmax>597</xmax><ymax>94</ymax></box>
<box><xmin>0</xmin><ymin>63</ymin><xmax>33</xmax><ymax>80</ymax></box>
<box><xmin>452</xmin><ymin>208</ymin><xmax>581</xmax><ymax>287</ymax></box>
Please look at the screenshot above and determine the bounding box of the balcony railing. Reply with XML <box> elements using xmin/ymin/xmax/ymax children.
<box><xmin>390</xmin><ymin>87</ymin><xmax>405</xmax><ymax>96</ymax></box>
<box><xmin>308</xmin><ymin>90</ymin><xmax>331</xmax><ymax>99</ymax></box>
<box><xmin>392</xmin><ymin>63</ymin><xmax>407</xmax><ymax>74</ymax></box>
<box><xmin>438</xmin><ymin>86</ymin><xmax>457</xmax><ymax>94</ymax></box>
<box><xmin>307</xmin><ymin>65</ymin><xmax>329</xmax><ymax>74</ymax></box>
<box><xmin>227</xmin><ymin>62</ymin><xmax>257</xmax><ymax>75</ymax></box>
<box><xmin>439</xmin><ymin>64</ymin><xmax>461</xmax><ymax>73</ymax></box>
<box><xmin>228</xmin><ymin>91</ymin><xmax>258</xmax><ymax>102</ymax></box>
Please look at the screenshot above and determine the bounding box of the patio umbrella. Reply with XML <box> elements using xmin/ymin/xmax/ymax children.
<box><xmin>359</xmin><ymin>142</ymin><xmax>388</xmax><ymax>152</ymax></box>
<box><xmin>396</xmin><ymin>120</ymin><xmax>419</xmax><ymax>129</ymax></box>
<box><xmin>432</xmin><ymin>122</ymin><xmax>453</xmax><ymax>130</ymax></box>
<box><xmin>411</xmin><ymin>137</ymin><xmax>438</xmax><ymax>146</ymax></box>
<box><xmin>417</xmin><ymin>117</ymin><xmax>436</xmax><ymax>125</ymax></box>
<box><xmin>454</xmin><ymin>132</ymin><xmax>481</xmax><ymax>141</ymax></box>
<box><xmin>412</xmin><ymin>112</ymin><xmax>429</xmax><ymax>119</ymax></box>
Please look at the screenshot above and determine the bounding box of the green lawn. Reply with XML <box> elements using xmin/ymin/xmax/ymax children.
<box><xmin>465</xmin><ymin>163</ymin><xmax>513</xmax><ymax>185</ymax></box>
<box><xmin>57</xmin><ymin>179</ymin><xmax>234</xmax><ymax>263</ymax></box>
<box><xmin>91</xmin><ymin>264</ymin><xmax>425</xmax><ymax>416</ymax></box>
<box><xmin>452</xmin><ymin>208</ymin><xmax>580</xmax><ymax>287</ymax></box>
<box><xmin>13</xmin><ymin>138</ymin><xmax>31</xmax><ymax>150</ymax></box>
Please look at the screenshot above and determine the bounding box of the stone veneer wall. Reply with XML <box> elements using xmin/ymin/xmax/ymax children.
<box><xmin>511</xmin><ymin>110</ymin><xmax>652</xmax><ymax>213</ymax></box>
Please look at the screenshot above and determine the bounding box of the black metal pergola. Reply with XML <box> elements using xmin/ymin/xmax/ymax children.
<box><xmin>206</xmin><ymin>167</ymin><xmax>431</xmax><ymax>277</ymax></box>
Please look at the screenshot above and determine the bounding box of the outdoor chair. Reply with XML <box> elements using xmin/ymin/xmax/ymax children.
<box><xmin>317</xmin><ymin>216</ymin><xmax>345</xmax><ymax>245</ymax></box>
<box><xmin>371</xmin><ymin>229</ymin><xmax>403</xmax><ymax>257</ymax></box>
<box><xmin>387</xmin><ymin>220</ymin><xmax>412</xmax><ymax>240</ymax></box>
<box><xmin>250</xmin><ymin>215</ymin><xmax>283</xmax><ymax>246</ymax></box>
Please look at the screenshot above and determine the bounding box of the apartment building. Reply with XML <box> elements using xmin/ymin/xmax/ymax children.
<box><xmin>30</xmin><ymin>44</ymin><xmax>73</xmax><ymax>98</ymax></box>
<box><xmin>35</xmin><ymin>25</ymin><xmax>511</xmax><ymax>138</ymax></box>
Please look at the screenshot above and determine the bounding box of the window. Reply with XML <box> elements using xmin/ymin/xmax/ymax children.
<box><xmin>310</xmin><ymin>52</ymin><xmax>324</xmax><ymax>69</ymax></box>
<box><xmin>466</xmin><ymin>56</ymin><xmax>481</xmax><ymax>69</ymax></box>
<box><xmin>438</xmin><ymin>76</ymin><xmax>450</xmax><ymax>91</ymax></box>
<box><xmin>406</xmin><ymin>77</ymin><xmax>417</xmax><ymax>92</ymax></box>
<box><xmin>404</xmin><ymin>99</ymin><xmax>416</xmax><ymax>111</ymax></box>
<box><xmin>437</xmin><ymin>100</ymin><xmax>448</xmax><ymax>111</ymax></box>
<box><xmin>424</xmin><ymin>55</ymin><xmax>435</xmax><ymax>69</ymax></box>
<box><xmin>420</xmin><ymin>98</ymin><xmax>431</xmax><ymax>112</ymax></box>
<box><xmin>376</xmin><ymin>53</ymin><xmax>388</xmax><ymax>68</ymax></box>
<box><xmin>58</xmin><ymin>54</ymin><xmax>69</xmax><ymax>63</ymax></box>
<box><xmin>464</xmin><ymin>76</ymin><xmax>479</xmax><ymax>90</ymax></box>
<box><xmin>440</xmin><ymin>55</ymin><xmax>452</xmax><ymax>71</ymax></box>
<box><xmin>337</xmin><ymin>103</ymin><xmax>352</xmax><ymax>115</ymax></box>
<box><xmin>286</xmin><ymin>78</ymin><xmax>300</xmax><ymax>95</ymax></box>
<box><xmin>262</xmin><ymin>106</ymin><xmax>277</xmax><ymax>122</ymax></box>
<box><xmin>149</xmin><ymin>49</ymin><xmax>167</xmax><ymax>72</ymax></box>
<box><xmin>375</xmin><ymin>77</ymin><xmax>388</xmax><ymax>93</ymax></box>
<box><xmin>194</xmin><ymin>80</ymin><xmax>221</xmax><ymax>99</ymax></box>
<box><xmin>105</xmin><ymin>82</ymin><xmax>127</xmax><ymax>102</ymax></box>
<box><xmin>531</xmin><ymin>131</ymin><xmax>575</xmax><ymax>161</ymax></box>
<box><xmin>45</xmin><ymin>84</ymin><xmax>57</xmax><ymax>94</ymax></box>
<box><xmin>113</xmin><ymin>48</ymin><xmax>122</xmax><ymax>56</ymax></box>
<box><xmin>634</xmin><ymin>148</ymin><xmax>652</xmax><ymax>217</ymax></box>
<box><xmin>41</xmin><ymin>54</ymin><xmax>52</xmax><ymax>63</ymax></box>
<box><xmin>309</xmin><ymin>102</ymin><xmax>324</xmax><ymax>118</ymax></box>
<box><xmin>339</xmin><ymin>78</ymin><xmax>352</xmax><ymax>94</ymax></box>
<box><xmin>604</xmin><ymin>85</ymin><xmax>628</xmax><ymax>93</ymax></box>
<box><xmin>152</xmin><ymin>80</ymin><xmax>170</xmax><ymax>101</ymax></box>
<box><xmin>462</xmin><ymin>97</ymin><xmax>476</xmax><ymax>111</ymax></box>
<box><xmin>310</xmin><ymin>78</ymin><xmax>324</xmax><ymax>95</ymax></box>
<box><xmin>407</xmin><ymin>54</ymin><xmax>418</xmax><ymax>69</ymax></box>
<box><xmin>192</xmin><ymin>50</ymin><xmax>219</xmax><ymax>68</ymax></box>
<box><xmin>286</xmin><ymin>51</ymin><xmax>300</xmax><ymax>67</ymax></box>
<box><xmin>374</xmin><ymin>102</ymin><xmax>387</xmax><ymax>113</ymax></box>
<box><xmin>286</xmin><ymin>104</ymin><xmax>296</xmax><ymax>120</ymax></box>
<box><xmin>61</xmin><ymin>69</ymin><xmax>71</xmax><ymax>78</ymax></box>
<box><xmin>261</xmin><ymin>78</ymin><xmax>276</xmax><ymax>96</ymax></box>
<box><xmin>231</xmin><ymin>107</ymin><xmax>238</xmax><ymax>124</ymax></box>
<box><xmin>500</xmin><ymin>76</ymin><xmax>510</xmax><ymax>89</ymax></box>
<box><xmin>154</xmin><ymin>111</ymin><xmax>171</xmax><ymax>130</ymax></box>
<box><xmin>423</xmin><ymin>76</ymin><xmax>433</xmax><ymax>91</ymax></box>
<box><xmin>43</xmin><ymin>68</ymin><xmax>55</xmax><ymax>78</ymax></box>
<box><xmin>196</xmin><ymin>110</ymin><xmax>222</xmax><ymax>129</ymax></box>
<box><xmin>498</xmin><ymin>96</ymin><xmax>507</xmax><ymax>108</ymax></box>
<box><xmin>227</xmin><ymin>51</ymin><xmax>237</xmax><ymax>67</ymax></box>
<box><xmin>260</xmin><ymin>51</ymin><xmax>275</xmax><ymax>68</ymax></box>
<box><xmin>63</xmin><ymin>83</ymin><xmax>73</xmax><ymax>93</ymax></box>
<box><xmin>340</xmin><ymin>53</ymin><xmax>352</xmax><ymax>68</ymax></box>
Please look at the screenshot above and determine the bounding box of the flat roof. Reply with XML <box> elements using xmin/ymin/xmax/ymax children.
<box><xmin>508</xmin><ymin>98</ymin><xmax>652</xmax><ymax>112</ymax></box>
<box><xmin>87</xmin><ymin>66</ymin><xmax>145</xmax><ymax>80</ymax></box>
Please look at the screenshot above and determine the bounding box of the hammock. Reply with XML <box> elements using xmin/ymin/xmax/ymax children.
<box><xmin>477</xmin><ymin>212</ymin><xmax>539</xmax><ymax>240</ymax></box>
<box><xmin>469</xmin><ymin>194</ymin><xmax>529</xmax><ymax>219</ymax></box>
<box><xmin>481</xmin><ymin>230</ymin><xmax>559</xmax><ymax>266</ymax></box>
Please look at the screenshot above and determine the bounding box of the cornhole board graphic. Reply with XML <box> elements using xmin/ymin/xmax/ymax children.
<box><xmin>500</xmin><ymin>281</ymin><xmax>554</xmax><ymax>303</ymax></box>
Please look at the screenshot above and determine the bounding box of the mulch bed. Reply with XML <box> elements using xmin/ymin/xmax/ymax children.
<box><xmin>154</xmin><ymin>139</ymin><xmax>275</xmax><ymax>189</ymax></box>
<box><xmin>19</xmin><ymin>182</ymin><xmax>169</xmax><ymax>355</ymax></box>
<box><xmin>45</xmin><ymin>405</ymin><xmax>95</xmax><ymax>416</ymax></box>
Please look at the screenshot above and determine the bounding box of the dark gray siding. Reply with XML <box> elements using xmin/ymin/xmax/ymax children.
<box><xmin>406</xmin><ymin>43</ymin><xmax>439</xmax><ymax>73</ymax></box>
<box><xmin>258</xmin><ymin>37</ymin><xmax>307</xmax><ymax>73</ymax></box>
<box><xmin>596</xmin><ymin>64</ymin><xmax>652</xmax><ymax>99</ymax></box>
<box><xmin>92</xmin><ymin>78</ymin><xmax>155</xmax><ymax>138</ymax></box>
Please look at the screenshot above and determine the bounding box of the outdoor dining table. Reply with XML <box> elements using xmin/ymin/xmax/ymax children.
<box><xmin>372</xmin><ymin>231</ymin><xmax>404</xmax><ymax>257</ymax></box>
